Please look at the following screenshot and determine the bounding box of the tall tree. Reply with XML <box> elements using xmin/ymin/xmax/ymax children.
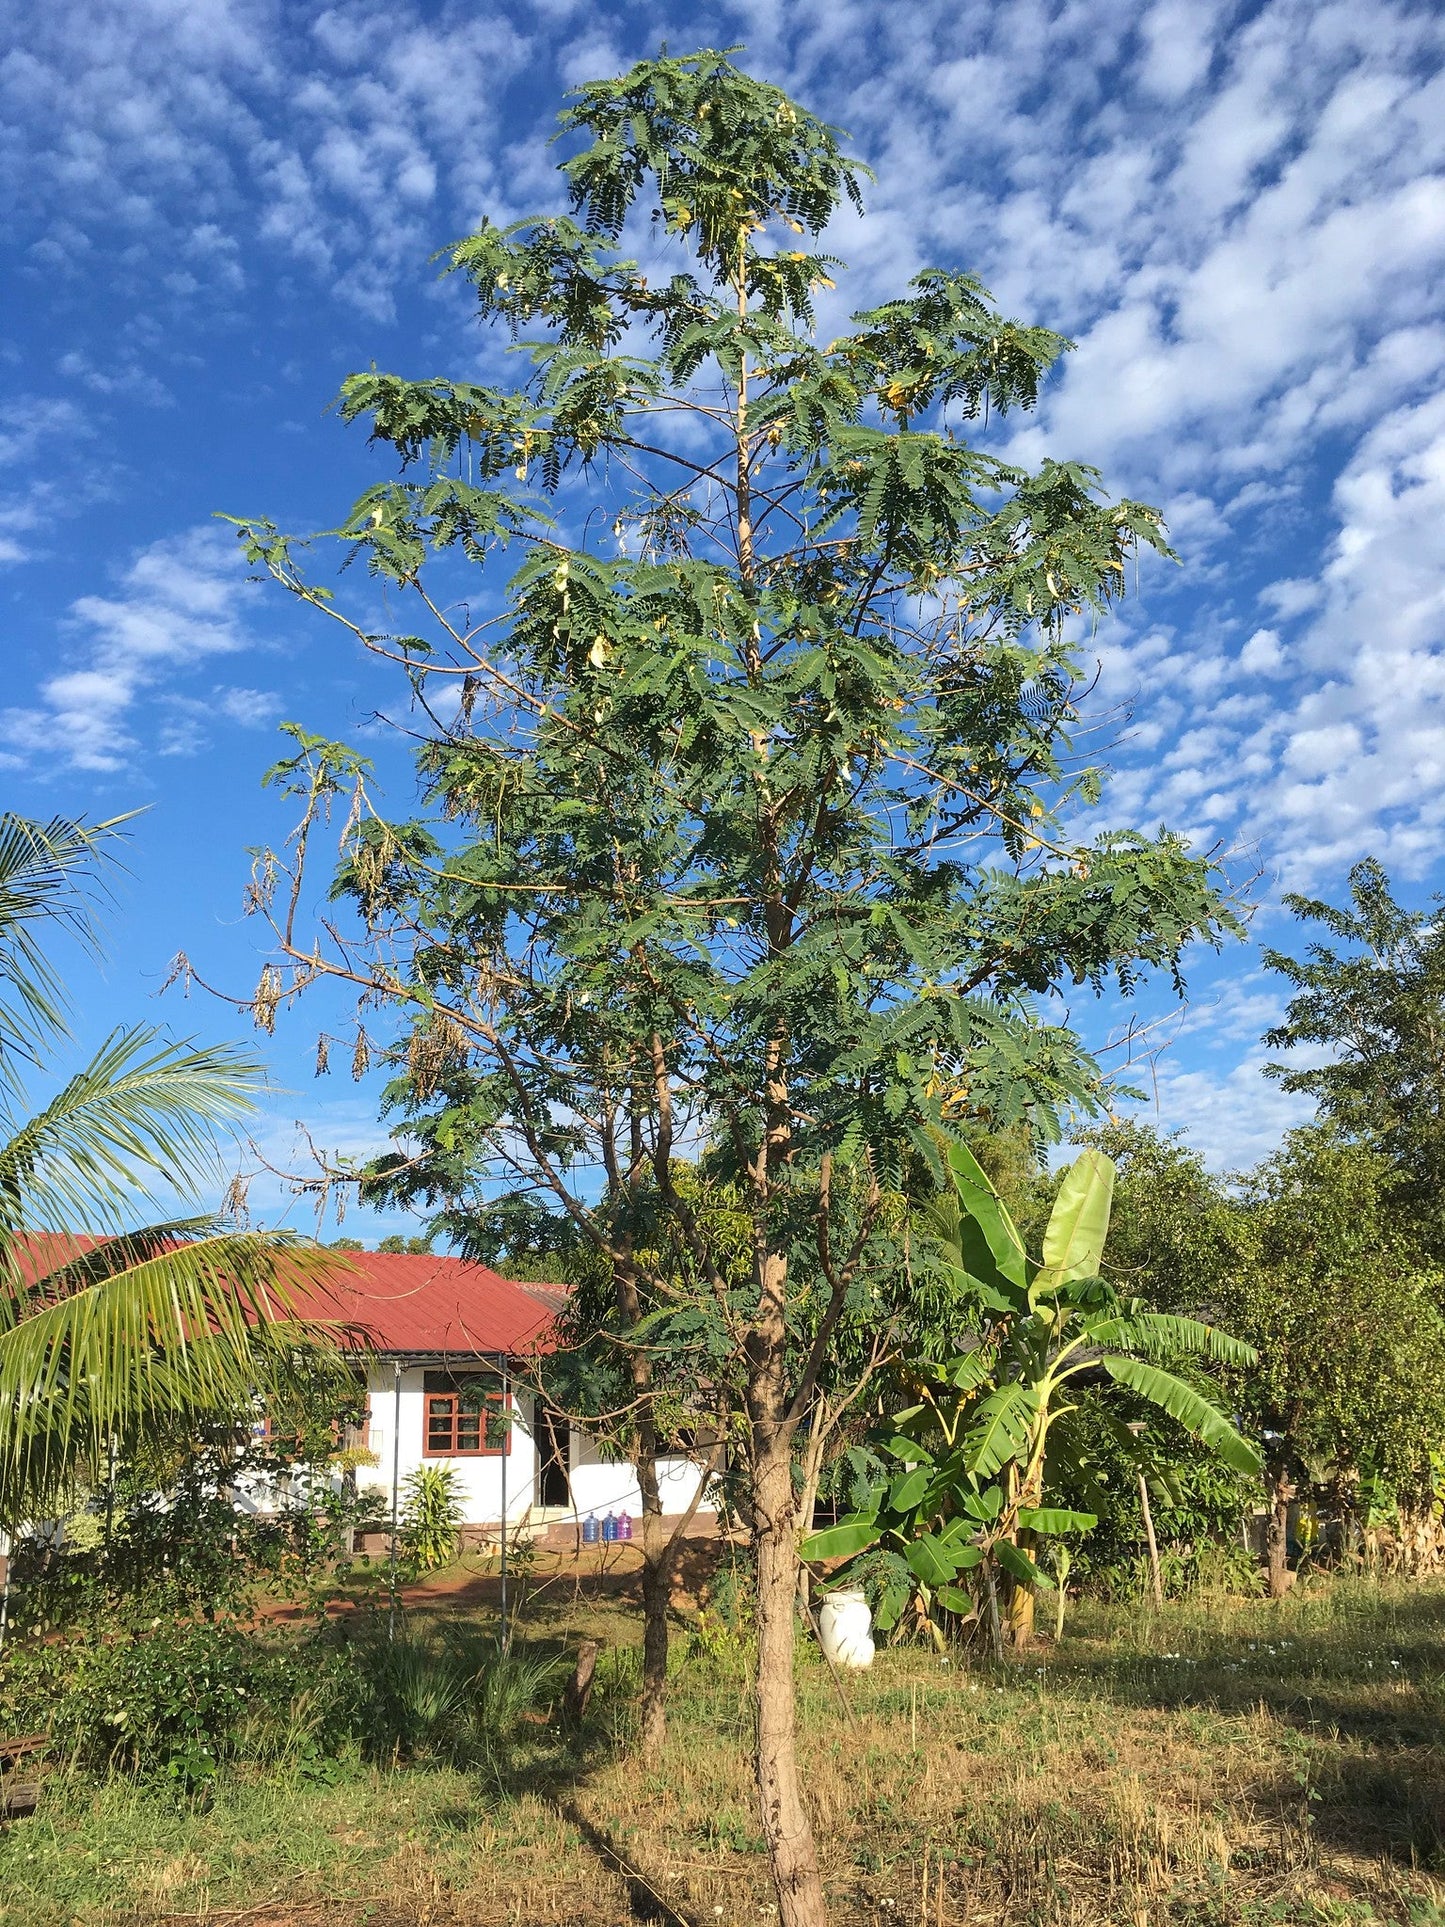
<box><xmin>0</xmin><ymin>814</ymin><xmax>338</xmax><ymax>1533</ymax></box>
<box><xmin>220</xmin><ymin>52</ymin><xmax>1238</xmax><ymax>1925</ymax></box>
<box><xmin>1265</xmin><ymin>858</ymin><xmax>1445</xmax><ymax>1252</ymax></box>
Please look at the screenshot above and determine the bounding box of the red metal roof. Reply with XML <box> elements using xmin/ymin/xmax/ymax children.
<box><xmin>9</xmin><ymin>1234</ymin><xmax>559</xmax><ymax>1360</ymax></box>
<box><xmin>293</xmin><ymin>1250</ymin><xmax>559</xmax><ymax>1359</ymax></box>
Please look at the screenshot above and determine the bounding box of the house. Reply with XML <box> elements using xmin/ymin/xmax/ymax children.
<box><xmin>281</xmin><ymin>1249</ymin><xmax>717</xmax><ymax>1540</ymax></box>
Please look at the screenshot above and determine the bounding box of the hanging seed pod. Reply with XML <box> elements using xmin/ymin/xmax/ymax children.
<box><xmin>222</xmin><ymin>1173</ymin><xmax>250</xmax><ymax>1223</ymax></box>
<box><xmin>339</xmin><ymin>783</ymin><xmax>363</xmax><ymax>854</ymax></box>
<box><xmin>315</xmin><ymin>1033</ymin><xmax>331</xmax><ymax>1077</ymax></box>
<box><xmin>159</xmin><ymin>951</ymin><xmax>193</xmax><ymax>998</ymax></box>
<box><xmin>351</xmin><ymin>1028</ymin><xmax>371</xmax><ymax>1080</ymax></box>
<box><xmin>253</xmin><ymin>965</ymin><xmax>282</xmax><ymax>1034</ymax></box>
<box><xmin>244</xmin><ymin>849</ymin><xmax>279</xmax><ymax>915</ymax></box>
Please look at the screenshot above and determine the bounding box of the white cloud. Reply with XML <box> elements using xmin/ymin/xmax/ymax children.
<box><xmin>1129</xmin><ymin>1050</ymin><xmax>1313</xmax><ymax>1172</ymax></box>
<box><xmin>0</xmin><ymin>524</ymin><xmax>264</xmax><ymax>772</ymax></box>
<box><xmin>1240</xmin><ymin>627</ymin><xmax>1285</xmax><ymax>675</ymax></box>
<box><xmin>1</xmin><ymin>0</ymin><xmax>534</xmax><ymax>319</ymax></box>
<box><xmin>1138</xmin><ymin>0</ymin><xmax>1217</xmax><ymax>102</ymax></box>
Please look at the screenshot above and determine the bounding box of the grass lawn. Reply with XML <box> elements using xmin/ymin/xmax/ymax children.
<box><xmin>4</xmin><ymin>1571</ymin><xmax>1445</xmax><ymax>1926</ymax></box>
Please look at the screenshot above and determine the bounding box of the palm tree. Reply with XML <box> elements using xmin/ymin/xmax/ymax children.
<box><xmin>0</xmin><ymin>813</ymin><xmax>341</xmax><ymax>1534</ymax></box>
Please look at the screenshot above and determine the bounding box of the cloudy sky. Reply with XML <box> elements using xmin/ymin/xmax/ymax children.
<box><xmin>2</xmin><ymin>0</ymin><xmax>1442</xmax><ymax>1230</ymax></box>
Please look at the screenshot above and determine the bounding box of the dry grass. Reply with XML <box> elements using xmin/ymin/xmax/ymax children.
<box><xmin>5</xmin><ymin>1572</ymin><xmax>1445</xmax><ymax>1926</ymax></box>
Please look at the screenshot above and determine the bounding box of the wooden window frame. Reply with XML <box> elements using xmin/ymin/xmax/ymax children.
<box><xmin>422</xmin><ymin>1373</ymin><xmax>511</xmax><ymax>1459</ymax></box>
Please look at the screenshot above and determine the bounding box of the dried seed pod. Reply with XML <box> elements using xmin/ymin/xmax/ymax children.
<box><xmin>253</xmin><ymin>965</ymin><xmax>282</xmax><ymax>1034</ymax></box>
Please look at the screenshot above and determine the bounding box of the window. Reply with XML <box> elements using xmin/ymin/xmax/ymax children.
<box><xmin>423</xmin><ymin>1371</ymin><xmax>510</xmax><ymax>1457</ymax></box>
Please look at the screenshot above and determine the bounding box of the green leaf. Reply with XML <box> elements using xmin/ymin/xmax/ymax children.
<box><xmin>1100</xmin><ymin>1356</ymin><xmax>1262</xmax><ymax>1474</ymax></box>
<box><xmin>961</xmin><ymin>1484</ymin><xmax>1005</xmax><ymax>1523</ymax></box>
<box><xmin>800</xmin><ymin>1515</ymin><xmax>881</xmax><ymax>1560</ymax></box>
<box><xmin>0</xmin><ymin>1227</ymin><xmax>344</xmax><ymax>1523</ymax></box>
<box><xmin>887</xmin><ymin>1465</ymin><xmax>931</xmax><ymax>1513</ymax></box>
<box><xmin>1092</xmin><ymin>1311</ymin><xmax>1258</xmax><ymax>1368</ymax></box>
<box><xmin>965</xmin><ymin>1382</ymin><xmax>1033</xmax><ymax>1479</ymax></box>
<box><xmin>906</xmin><ymin>1533</ymin><xmax>958</xmax><ymax>1587</ymax></box>
<box><xmin>1040</xmin><ymin>1148</ymin><xmax>1114</xmax><ymax>1286</ymax></box>
<box><xmin>935</xmin><ymin>1585</ymin><xmax>975</xmax><ymax>1616</ymax></box>
<box><xmin>945</xmin><ymin>1140</ymin><xmax>1028</xmax><ymax>1293</ymax></box>
<box><xmin>994</xmin><ymin>1538</ymin><xmax>1049</xmax><ymax>1588</ymax></box>
<box><xmin>1016</xmin><ymin>1506</ymin><xmax>1098</xmax><ymax>1536</ymax></box>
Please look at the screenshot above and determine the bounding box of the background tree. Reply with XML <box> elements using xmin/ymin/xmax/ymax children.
<box><xmin>1265</xmin><ymin>858</ymin><xmax>1445</xmax><ymax>1255</ymax></box>
<box><xmin>0</xmin><ymin>814</ymin><xmax>340</xmax><ymax>1536</ymax></box>
<box><xmin>219</xmin><ymin>52</ymin><xmax>1240</xmax><ymax>1926</ymax></box>
<box><xmin>1222</xmin><ymin>1127</ymin><xmax>1445</xmax><ymax>1596</ymax></box>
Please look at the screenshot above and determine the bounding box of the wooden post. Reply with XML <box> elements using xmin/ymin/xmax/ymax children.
<box><xmin>1138</xmin><ymin>1471</ymin><xmax>1164</xmax><ymax>1609</ymax></box>
<box><xmin>564</xmin><ymin>1639</ymin><xmax>600</xmax><ymax>1724</ymax></box>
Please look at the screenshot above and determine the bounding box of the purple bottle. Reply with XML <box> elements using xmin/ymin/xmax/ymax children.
<box><xmin>616</xmin><ymin>1512</ymin><xmax>633</xmax><ymax>1542</ymax></box>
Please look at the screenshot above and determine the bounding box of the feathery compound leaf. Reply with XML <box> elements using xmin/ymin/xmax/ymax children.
<box><xmin>0</xmin><ymin>1028</ymin><xmax>263</xmax><ymax>1238</ymax></box>
<box><xmin>0</xmin><ymin>814</ymin><xmax>130</xmax><ymax>1089</ymax></box>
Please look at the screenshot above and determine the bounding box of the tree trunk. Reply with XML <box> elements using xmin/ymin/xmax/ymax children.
<box><xmin>751</xmin><ymin>1420</ymin><xmax>828</xmax><ymax>1927</ymax></box>
<box><xmin>1003</xmin><ymin>1466</ymin><xmax>1036</xmax><ymax>1648</ymax></box>
<box><xmin>1266</xmin><ymin>1468</ymin><xmax>1294</xmax><ymax>1599</ymax></box>
<box><xmin>610</xmin><ymin>1236</ymin><xmax>675</xmax><ymax>1751</ymax></box>
<box><xmin>1005</xmin><ymin>1574</ymin><xmax>1035</xmax><ymax>1647</ymax></box>
<box><xmin>636</xmin><ymin>1431</ymin><xmax>671</xmax><ymax>1754</ymax></box>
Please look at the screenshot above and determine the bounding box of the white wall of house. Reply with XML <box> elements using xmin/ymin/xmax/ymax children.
<box><xmin>357</xmin><ymin>1364</ymin><xmax>715</xmax><ymax>1527</ymax></box>
<box><xmin>357</xmin><ymin>1365</ymin><xmax>539</xmax><ymax>1526</ymax></box>
<box><xmin>567</xmin><ymin>1426</ymin><xmax>711</xmax><ymax>1522</ymax></box>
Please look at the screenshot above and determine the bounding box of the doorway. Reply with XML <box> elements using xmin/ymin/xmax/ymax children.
<box><xmin>536</xmin><ymin>1405</ymin><xmax>571</xmax><ymax>1508</ymax></box>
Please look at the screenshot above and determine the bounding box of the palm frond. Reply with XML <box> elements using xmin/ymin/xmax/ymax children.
<box><xmin>0</xmin><ymin>1224</ymin><xmax>348</xmax><ymax>1525</ymax></box>
<box><xmin>0</xmin><ymin>814</ymin><xmax>130</xmax><ymax>1086</ymax></box>
<box><xmin>0</xmin><ymin>1028</ymin><xmax>263</xmax><ymax>1238</ymax></box>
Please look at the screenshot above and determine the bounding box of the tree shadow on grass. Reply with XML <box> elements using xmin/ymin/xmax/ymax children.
<box><xmin>1050</xmin><ymin>1584</ymin><xmax>1445</xmax><ymax>1752</ymax></box>
<box><xmin>1258</xmin><ymin>1751</ymin><xmax>1445</xmax><ymax>1869</ymax></box>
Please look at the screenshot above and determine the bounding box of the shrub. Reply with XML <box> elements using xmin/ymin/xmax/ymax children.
<box><xmin>399</xmin><ymin>1464</ymin><xmax>464</xmax><ymax>1572</ymax></box>
<box><xmin>347</xmin><ymin>1620</ymin><xmax>561</xmax><ymax>1763</ymax></box>
<box><xmin>0</xmin><ymin>1617</ymin><xmax>352</xmax><ymax>1793</ymax></box>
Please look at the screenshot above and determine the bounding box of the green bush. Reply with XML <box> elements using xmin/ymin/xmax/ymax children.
<box><xmin>0</xmin><ymin>1612</ymin><xmax>561</xmax><ymax>1790</ymax></box>
<box><xmin>352</xmin><ymin>1622</ymin><xmax>561</xmax><ymax>1762</ymax></box>
<box><xmin>0</xmin><ymin>1618</ymin><xmax>351</xmax><ymax>1792</ymax></box>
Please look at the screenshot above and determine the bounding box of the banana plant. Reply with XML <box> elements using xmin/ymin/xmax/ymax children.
<box><xmin>802</xmin><ymin>1141</ymin><xmax>1259</xmax><ymax>1648</ymax></box>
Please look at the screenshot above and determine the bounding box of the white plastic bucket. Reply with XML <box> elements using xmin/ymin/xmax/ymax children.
<box><xmin>818</xmin><ymin>1587</ymin><xmax>875</xmax><ymax>1669</ymax></box>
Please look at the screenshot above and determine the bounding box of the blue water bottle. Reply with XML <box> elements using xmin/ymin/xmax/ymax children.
<box><xmin>602</xmin><ymin>1512</ymin><xmax>617</xmax><ymax>1544</ymax></box>
<box><xmin>582</xmin><ymin>1513</ymin><xmax>599</xmax><ymax>1546</ymax></box>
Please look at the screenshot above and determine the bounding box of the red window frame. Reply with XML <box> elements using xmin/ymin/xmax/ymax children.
<box><xmin>423</xmin><ymin>1374</ymin><xmax>511</xmax><ymax>1458</ymax></box>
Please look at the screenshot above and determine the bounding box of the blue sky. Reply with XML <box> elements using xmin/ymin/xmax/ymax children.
<box><xmin>2</xmin><ymin>0</ymin><xmax>1443</xmax><ymax>1236</ymax></box>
